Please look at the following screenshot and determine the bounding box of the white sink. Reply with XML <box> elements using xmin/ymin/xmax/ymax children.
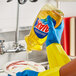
<box><xmin>0</xmin><ymin>50</ymin><xmax>47</xmax><ymax>72</ymax></box>
<box><xmin>0</xmin><ymin>40</ymin><xmax>47</xmax><ymax>74</ymax></box>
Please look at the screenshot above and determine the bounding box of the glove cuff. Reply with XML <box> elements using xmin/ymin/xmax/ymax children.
<box><xmin>46</xmin><ymin>43</ymin><xmax>71</xmax><ymax>69</ymax></box>
<box><xmin>38</xmin><ymin>67</ymin><xmax>61</xmax><ymax>76</ymax></box>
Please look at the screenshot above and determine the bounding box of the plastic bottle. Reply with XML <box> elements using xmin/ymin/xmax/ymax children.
<box><xmin>25</xmin><ymin>4</ymin><xmax>64</xmax><ymax>51</ymax></box>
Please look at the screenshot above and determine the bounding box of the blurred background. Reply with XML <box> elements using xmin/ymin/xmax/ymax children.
<box><xmin>0</xmin><ymin>0</ymin><xmax>76</xmax><ymax>31</ymax></box>
<box><xmin>0</xmin><ymin>0</ymin><xmax>76</xmax><ymax>76</ymax></box>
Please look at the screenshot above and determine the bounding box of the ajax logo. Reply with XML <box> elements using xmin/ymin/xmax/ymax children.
<box><xmin>34</xmin><ymin>18</ymin><xmax>49</xmax><ymax>38</ymax></box>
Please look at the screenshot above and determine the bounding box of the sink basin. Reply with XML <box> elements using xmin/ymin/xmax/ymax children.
<box><xmin>0</xmin><ymin>39</ymin><xmax>47</xmax><ymax>68</ymax></box>
<box><xmin>0</xmin><ymin>50</ymin><xmax>47</xmax><ymax>69</ymax></box>
<box><xmin>0</xmin><ymin>50</ymin><xmax>47</xmax><ymax>76</ymax></box>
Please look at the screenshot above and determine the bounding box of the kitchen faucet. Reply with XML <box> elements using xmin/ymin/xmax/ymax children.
<box><xmin>0</xmin><ymin>2</ymin><xmax>23</xmax><ymax>54</ymax></box>
<box><xmin>7</xmin><ymin>0</ymin><xmax>38</xmax><ymax>4</ymax></box>
<box><xmin>0</xmin><ymin>0</ymin><xmax>38</xmax><ymax>55</ymax></box>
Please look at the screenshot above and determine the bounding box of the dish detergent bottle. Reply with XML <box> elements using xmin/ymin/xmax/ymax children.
<box><xmin>25</xmin><ymin>4</ymin><xmax>64</xmax><ymax>51</ymax></box>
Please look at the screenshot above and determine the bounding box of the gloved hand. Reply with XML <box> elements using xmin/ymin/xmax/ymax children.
<box><xmin>8</xmin><ymin>67</ymin><xmax>61</xmax><ymax>76</ymax></box>
<box><xmin>8</xmin><ymin>70</ymin><xmax>39</xmax><ymax>76</ymax></box>
<box><xmin>46</xmin><ymin>15</ymin><xmax>64</xmax><ymax>46</ymax></box>
<box><xmin>45</xmin><ymin>16</ymin><xmax>71</xmax><ymax>69</ymax></box>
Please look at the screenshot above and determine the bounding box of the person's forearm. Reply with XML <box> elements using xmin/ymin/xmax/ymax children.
<box><xmin>60</xmin><ymin>58</ymin><xmax>76</xmax><ymax>76</ymax></box>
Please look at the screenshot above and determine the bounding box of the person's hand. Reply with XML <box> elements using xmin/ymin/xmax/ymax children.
<box><xmin>46</xmin><ymin>15</ymin><xmax>64</xmax><ymax>46</ymax></box>
<box><xmin>8</xmin><ymin>70</ymin><xmax>39</xmax><ymax>76</ymax></box>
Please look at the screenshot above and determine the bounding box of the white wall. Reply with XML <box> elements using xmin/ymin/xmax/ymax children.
<box><xmin>0</xmin><ymin>0</ymin><xmax>17</xmax><ymax>31</ymax></box>
<box><xmin>0</xmin><ymin>0</ymin><xmax>76</xmax><ymax>31</ymax></box>
<box><xmin>19</xmin><ymin>0</ymin><xmax>56</xmax><ymax>27</ymax></box>
<box><xmin>60</xmin><ymin>2</ymin><xmax>76</xmax><ymax>17</ymax></box>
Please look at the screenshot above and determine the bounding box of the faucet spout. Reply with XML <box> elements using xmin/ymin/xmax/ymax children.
<box><xmin>4</xmin><ymin>49</ymin><xmax>26</xmax><ymax>53</ymax></box>
<box><xmin>0</xmin><ymin>39</ymin><xmax>26</xmax><ymax>55</ymax></box>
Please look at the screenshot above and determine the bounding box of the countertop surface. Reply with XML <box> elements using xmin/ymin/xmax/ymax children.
<box><xmin>0</xmin><ymin>72</ymin><xmax>8</xmax><ymax>76</ymax></box>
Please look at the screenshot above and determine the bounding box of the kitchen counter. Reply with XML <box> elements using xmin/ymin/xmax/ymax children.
<box><xmin>0</xmin><ymin>72</ymin><xmax>8</xmax><ymax>76</ymax></box>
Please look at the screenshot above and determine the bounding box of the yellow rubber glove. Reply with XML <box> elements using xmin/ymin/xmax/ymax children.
<box><xmin>38</xmin><ymin>67</ymin><xmax>60</xmax><ymax>76</ymax></box>
<box><xmin>38</xmin><ymin>43</ymin><xmax>71</xmax><ymax>76</ymax></box>
<box><xmin>39</xmin><ymin>17</ymin><xmax>70</xmax><ymax>76</ymax></box>
<box><xmin>47</xmin><ymin>43</ymin><xmax>71</xmax><ymax>69</ymax></box>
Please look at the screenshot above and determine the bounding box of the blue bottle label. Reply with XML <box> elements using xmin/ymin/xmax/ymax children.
<box><xmin>34</xmin><ymin>18</ymin><xmax>49</xmax><ymax>39</ymax></box>
<box><xmin>34</xmin><ymin>17</ymin><xmax>56</xmax><ymax>39</ymax></box>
